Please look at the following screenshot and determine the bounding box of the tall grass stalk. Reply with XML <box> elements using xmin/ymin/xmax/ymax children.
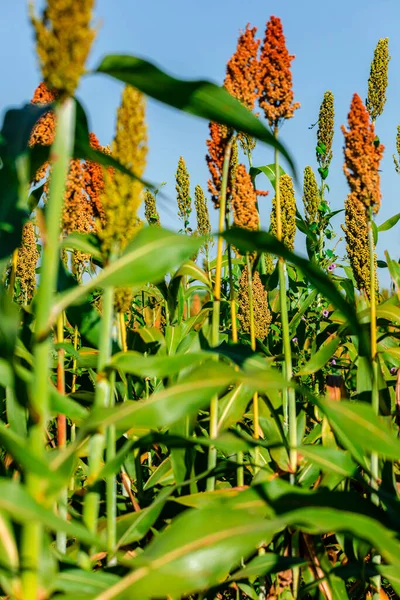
<box><xmin>83</xmin><ymin>286</ymin><xmax>115</xmax><ymax>542</ymax></box>
<box><xmin>225</xmin><ymin>219</ymin><xmax>243</xmax><ymax>485</ymax></box>
<box><xmin>21</xmin><ymin>98</ymin><xmax>76</xmax><ymax>600</ymax></box>
<box><xmin>56</xmin><ymin>312</ymin><xmax>67</xmax><ymax>553</ymax></box>
<box><xmin>106</xmin><ymin>370</ymin><xmax>117</xmax><ymax>565</ymax></box>
<box><xmin>246</xmin><ymin>253</ymin><xmax>260</xmax><ymax>472</ymax></box>
<box><xmin>207</xmin><ymin>137</ymin><xmax>233</xmax><ymax>491</ymax></box>
<box><xmin>274</xmin><ymin>131</ymin><xmax>297</xmax><ymax>477</ymax></box>
<box><xmin>368</xmin><ymin>206</ymin><xmax>381</xmax><ymax>599</ymax></box>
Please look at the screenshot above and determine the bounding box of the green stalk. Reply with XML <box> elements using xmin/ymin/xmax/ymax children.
<box><xmin>225</xmin><ymin>210</ymin><xmax>243</xmax><ymax>485</ymax></box>
<box><xmin>274</xmin><ymin>131</ymin><xmax>297</xmax><ymax>477</ymax></box>
<box><xmin>83</xmin><ymin>286</ymin><xmax>115</xmax><ymax>541</ymax></box>
<box><xmin>246</xmin><ymin>254</ymin><xmax>260</xmax><ymax>472</ymax></box>
<box><xmin>56</xmin><ymin>313</ymin><xmax>67</xmax><ymax>554</ymax></box>
<box><xmin>207</xmin><ymin>137</ymin><xmax>233</xmax><ymax>491</ymax></box>
<box><xmin>367</xmin><ymin>206</ymin><xmax>381</xmax><ymax>599</ymax></box>
<box><xmin>21</xmin><ymin>99</ymin><xmax>75</xmax><ymax>600</ymax></box>
<box><xmin>106</xmin><ymin>370</ymin><xmax>117</xmax><ymax>565</ymax></box>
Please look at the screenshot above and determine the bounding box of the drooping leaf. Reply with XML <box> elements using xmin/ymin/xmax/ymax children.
<box><xmin>111</xmin><ymin>351</ymin><xmax>209</xmax><ymax>379</ymax></box>
<box><xmin>81</xmin><ymin>362</ymin><xmax>237</xmax><ymax>434</ymax></box>
<box><xmin>297</xmin><ymin>336</ymin><xmax>341</xmax><ymax>375</ymax></box>
<box><xmin>0</xmin><ymin>481</ymin><xmax>97</xmax><ymax>546</ymax></box>
<box><xmin>93</xmin><ymin>505</ymin><xmax>285</xmax><ymax>600</ymax></box>
<box><xmin>316</xmin><ymin>398</ymin><xmax>400</xmax><ymax>462</ymax></box>
<box><xmin>50</xmin><ymin>227</ymin><xmax>203</xmax><ymax>326</ymax></box>
<box><xmin>249</xmin><ymin>164</ymin><xmax>286</xmax><ymax>191</ymax></box>
<box><xmin>94</xmin><ymin>55</ymin><xmax>295</xmax><ymax>173</ymax></box>
<box><xmin>378</xmin><ymin>212</ymin><xmax>400</xmax><ymax>232</ymax></box>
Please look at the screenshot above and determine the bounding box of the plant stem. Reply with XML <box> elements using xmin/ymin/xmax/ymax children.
<box><xmin>106</xmin><ymin>370</ymin><xmax>117</xmax><ymax>565</ymax></box>
<box><xmin>8</xmin><ymin>249</ymin><xmax>18</xmax><ymax>299</ymax></box>
<box><xmin>56</xmin><ymin>312</ymin><xmax>67</xmax><ymax>554</ymax></box>
<box><xmin>207</xmin><ymin>137</ymin><xmax>233</xmax><ymax>491</ymax></box>
<box><xmin>21</xmin><ymin>98</ymin><xmax>75</xmax><ymax>600</ymax></box>
<box><xmin>274</xmin><ymin>129</ymin><xmax>297</xmax><ymax>478</ymax></box>
<box><xmin>119</xmin><ymin>312</ymin><xmax>128</xmax><ymax>352</ymax></box>
<box><xmin>83</xmin><ymin>286</ymin><xmax>115</xmax><ymax>542</ymax></box>
<box><xmin>367</xmin><ymin>206</ymin><xmax>381</xmax><ymax>599</ymax></box>
<box><xmin>225</xmin><ymin>212</ymin><xmax>243</xmax><ymax>485</ymax></box>
<box><xmin>246</xmin><ymin>254</ymin><xmax>261</xmax><ymax>472</ymax></box>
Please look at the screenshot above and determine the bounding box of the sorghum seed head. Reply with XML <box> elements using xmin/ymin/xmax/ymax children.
<box><xmin>271</xmin><ymin>174</ymin><xmax>296</xmax><ymax>250</ymax></box>
<box><xmin>366</xmin><ymin>38</ymin><xmax>390</xmax><ymax>122</ymax></box>
<box><xmin>238</xmin><ymin>267</ymin><xmax>272</xmax><ymax>339</ymax></box>
<box><xmin>303</xmin><ymin>166</ymin><xmax>320</xmax><ymax>224</ymax></box>
<box><xmin>144</xmin><ymin>190</ymin><xmax>161</xmax><ymax>227</ymax></box>
<box><xmin>342</xmin><ymin>192</ymin><xmax>377</xmax><ymax>298</ymax></box>
<box><xmin>99</xmin><ymin>86</ymin><xmax>148</xmax><ymax>256</ymax></box>
<box><xmin>231</xmin><ymin>164</ymin><xmax>259</xmax><ymax>232</ymax></box>
<box><xmin>176</xmin><ymin>156</ymin><xmax>191</xmax><ymax>227</ymax></box>
<box><xmin>342</xmin><ymin>94</ymin><xmax>384</xmax><ymax>214</ymax></box>
<box><xmin>316</xmin><ymin>91</ymin><xmax>334</xmax><ymax>169</ymax></box>
<box><xmin>30</xmin><ymin>0</ymin><xmax>96</xmax><ymax>98</ymax></box>
<box><xmin>258</xmin><ymin>16</ymin><xmax>300</xmax><ymax>128</ymax></box>
<box><xmin>15</xmin><ymin>220</ymin><xmax>40</xmax><ymax>304</ymax></box>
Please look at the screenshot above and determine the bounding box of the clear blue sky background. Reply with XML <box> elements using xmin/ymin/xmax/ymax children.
<box><xmin>2</xmin><ymin>1</ymin><xmax>400</xmax><ymax>286</ymax></box>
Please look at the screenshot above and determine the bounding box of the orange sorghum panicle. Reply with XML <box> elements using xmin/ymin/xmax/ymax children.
<box><xmin>206</xmin><ymin>122</ymin><xmax>231</xmax><ymax>208</ymax></box>
<box><xmin>29</xmin><ymin>82</ymin><xmax>58</xmax><ymax>182</ymax></box>
<box><xmin>30</xmin><ymin>0</ymin><xmax>95</xmax><ymax>98</ymax></box>
<box><xmin>341</xmin><ymin>93</ymin><xmax>384</xmax><ymax>214</ymax></box>
<box><xmin>231</xmin><ymin>164</ymin><xmax>259</xmax><ymax>232</ymax></box>
<box><xmin>258</xmin><ymin>16</ymin><xmax>300</xmax><ymax>128</ymax></box>
<box><xmin>224</xmin><ymin>24</ymin><xmax>260</xmax><ymax>112</ymax></box>
<box><xmin>83</xmin><ymin>132</ymin><xmax>110</xmax><ymax>225</ymax></box>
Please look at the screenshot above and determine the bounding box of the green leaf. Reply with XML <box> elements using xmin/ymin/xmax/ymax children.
<box><xmin>94</xmin><ymin>506</ymin><xmax>285</xmax><ymax>600</ymax></box>
<box><xmin>297</xmin><ymin>336</ymin><xmax>341</xmax><ymax>375</ymax></box>
<box><xmin>288</xmin><ymin>288</ymin><xmax>318</xmax><ymax>334</ymax></box>
<box><xmin>316</xmin><ymin>398</ymin><xmax>400</xmax><ymax>462</ymax></box>
<box><xmin>175</xmin><ymin>260</ymin><xmax>211</xmax><ymax>288</ymax></box>
<box><xmin>217</xmin><ymin>383</ymin><xmax>254</xmax><ymax>432</ymax></box>
<box><xmin>223</xmin><ymin>228</ymin><xmax>370</xmax><ymax>357</ymax></box>
<box><xmin>111</xmin><ymin>351</ymin><xmax>209</xmax><ymax>379</ymax></box>
<box><xmin>61</xmin><ymin>232</ymin><xmax>103</xmax><ymax>262</ymax></box>
<box><xmin>51</xmin><ymin>227</ymin><xmax>202</xmax><ymax>325</ymax></box>
<box><xmin>228</xmin><ymin>553</ymin><xmax>307</xmax><ymax>582</ymax></box>
<box><xmin>53</xmin><ymin>570</ymin><xmax>120</xmax><ymax>596</ymax></box>
<box><xmin>94</xmin><ymin>55</ymin><xmax>295</xmax><ymax>174</ymax></box>
<box><xmin>378</xmin><ymin>212</ymin><xmax>400</xmax><ymax>232</ymax></box>
<box><xmin>298</xmin><ymin>446</ymin><xmax>358</xmax><ymax>479</ymax></box>
<box><xmin>0</xmin><ymin>481</ymin><xmax>97</xmax><ymax>546</ymax></box>
<box><xmin>249</xmin><ymin>164</ymin><xmax>286</xmax><ymax>191</ymax></box>
<box><xmin>372</xmin><ymin>220</ymin><xmax>378</xmax><ymax>245</ymax></box>
<box><xmin>318</xmin><ymin>166</ymin><xmax>329</xmax><ymax>180</ymax></box>
<box><xmin>0</xmin><ymin>511</ymin><xmax>19</xmax><ymax>575</ymax></box>
<box><xmin>82</xmin><ymin>362</ymin><xmax>236</xmax><ymax>434</ymax></box>
<box><xmin>114</xmin><ymin>489</ymin><xmax>170</xmax><ymax>549</ymax></box>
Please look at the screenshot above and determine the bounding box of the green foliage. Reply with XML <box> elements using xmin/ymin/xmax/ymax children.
<box><xmin>1</xmin><ymin>7</ymin><xmax>400</xmax><ymax>600</ymax></box>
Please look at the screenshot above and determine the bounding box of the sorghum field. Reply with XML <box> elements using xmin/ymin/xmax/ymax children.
<box><xmin>1</xmin><ymin>1</ymin><xmax>400</xmax><ymax>599</ymax></box>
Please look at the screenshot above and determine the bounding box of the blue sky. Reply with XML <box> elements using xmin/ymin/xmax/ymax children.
<box><xmin>2</xmin><ymin>0</ymin><xmax>400</xmax><ymax>285</ymax></box>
